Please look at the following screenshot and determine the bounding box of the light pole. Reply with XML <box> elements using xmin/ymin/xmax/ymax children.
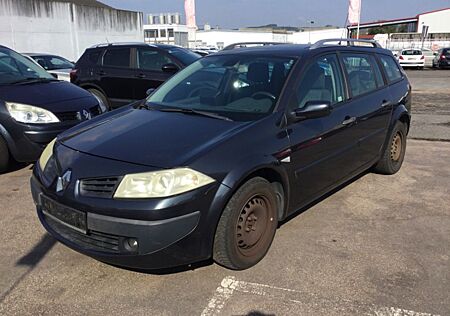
<box><xmin>307</xmin><ymin>20</ymin><xmax>315</xmax><ymax>44</ymax></box>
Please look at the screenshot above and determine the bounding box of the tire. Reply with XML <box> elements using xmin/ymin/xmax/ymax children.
<box><xmin>88</xmin><ymin>89</ymin><xmax>109</xmax><ymax>112</ymax></box>
<box><xmin>213</xmin><ymin>177</ymin><xmax>278</xmax><ymax>270</ymax></box>
<box><xmin>373</xmin><ymin>121</ymin><xmax>407</xmax><ymax>175</ymax></box>
<box><xmin>0</xmin><ymin>136</ymin><xmax>10</xmax><ymax>173</ymax></box>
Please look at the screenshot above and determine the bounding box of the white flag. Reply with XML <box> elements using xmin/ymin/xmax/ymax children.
<box><xmin>185</xmin><ymin>0</ymin><xmax>197</xmax><ymax>28</ymax></box>
<box><xmin>348</xmin><ymin>0</ymin><xmax>361</xmax><ymax>25</ymax></box>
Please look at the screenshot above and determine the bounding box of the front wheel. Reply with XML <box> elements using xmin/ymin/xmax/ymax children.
<box><xmin>213</xmin><ymin>177</ymin><xmax>278</xmax><ymax>270</ymax></box>
<box><xmin>373</xmin><ymin>121</ymin><xmax>407</xmax><ymax>175</ymax></box>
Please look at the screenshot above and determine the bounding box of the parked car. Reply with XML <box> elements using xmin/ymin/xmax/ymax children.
<box><xmin>0</xmin><ymin>45</ymin><xmax>102</xmax><ymax>172</ymax></box>
<box><xmin>432</xmin><ymin>48</ymin><xmax>450</xmax><ymax>69</ymax></box>
<box><xmin>398</xmin><ymin>49</ymin><xmax>425</xmax><ymax>69</ymax></box>
<box><xmin>191</xmin><ymin>49</ymin><xmax>210</xmax><ymax>57</ymax></box>
<box><xmin>70</xmin><ymin>43</ymin><xmax>201</xmax><ymax>111</ymax></box>
<box><xmin>31</xmin><ymin>39</ymin><xmax>411</xmax><ymax>271</ymax></box>
<box><xmin>23</xmin><ymin>53</ymin><xmax>74</xmax><ymax>81</ymax></box>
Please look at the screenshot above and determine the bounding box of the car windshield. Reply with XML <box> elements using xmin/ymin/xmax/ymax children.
<box><xmin>0</xmin><ymin>47</ymin><xmax>54</xmax><ymax>85</ymax></box>
<box><xmin>402</xmin><ymin>50</ymin><xmax>422</xmax><ymax>55</ymax></box>
<box><xmin>167</xmin><ymin>47</ymin><xmax>201</xmax><ymax>65</ymax></box>
<box><xmin>32</xmin><ymin>55</ymin><xmax>74</xmax><ymax>70</ymax></box>
<box><xmin>147</xmin><ymin>55</ymin><xmax>296</xmax><ymax>121</ymax></box>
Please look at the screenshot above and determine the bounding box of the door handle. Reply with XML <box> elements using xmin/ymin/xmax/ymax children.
<box><xmin>342</xmin><ymin>116</ymin><xmax>356</xmax><ymax>126</ymax></box>
<box><xmin>136</xmin><ymin>73</ymin><xmax>146</xmax><ymax>79</ymax></box>
<box><xmin>381</xmin><ymin>100</ymin><xmax>392</xmax><ymax>108</ymax></box>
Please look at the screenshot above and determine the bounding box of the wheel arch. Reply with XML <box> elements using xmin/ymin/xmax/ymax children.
<box><xmin>79</xmin><ymin>83</ymin><xmax>108</xmax><ymax>97</ymax></box>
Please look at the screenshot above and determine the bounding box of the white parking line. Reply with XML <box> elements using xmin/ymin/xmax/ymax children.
<box><xmin>201</xmin><ymin>276</ymin><xmax>440</xmax><ymax>316</ymax></box>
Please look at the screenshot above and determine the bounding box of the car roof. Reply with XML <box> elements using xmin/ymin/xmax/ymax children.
<box><xmin>88</xmin><ymin>42</ymin><xmax>181</xmax><ymax>50</ymax></box>
<box><xmin>213</xmin><ymin>43</ymin><xmax>391</xmax><ymax>58</ymax></box>
<box><xmin>22</xmin><ymin>53</ymin><xmax>60</xmax><ymax>57</ymax></box>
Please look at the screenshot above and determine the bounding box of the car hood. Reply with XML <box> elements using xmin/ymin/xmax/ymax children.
<box><xmin>0</xmin><ymin>81</ymin><xmax>93</xmax><ymax>108</ymax></box>
<box><xmin>59</xmin><ymin>108</ymin><xmax>249</xmax><ymax>168</ymax></box>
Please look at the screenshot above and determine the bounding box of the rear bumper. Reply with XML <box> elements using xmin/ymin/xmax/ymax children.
<box><xmin>399</xmin><ymin>61</ymin><xmax>424</xmax><ymax>67</ymax></box>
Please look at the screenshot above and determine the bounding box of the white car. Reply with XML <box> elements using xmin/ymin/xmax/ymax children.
<box><xmin>398</xmin><ymin>49</ymin><xmax>425</xmax><ymax>69</ymax></box>
<box><xmin>22</xmin><ymin>53</ymin><xmax>74</xmax><ymax>81</ymax></box>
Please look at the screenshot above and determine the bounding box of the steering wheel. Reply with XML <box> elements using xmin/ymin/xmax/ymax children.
<box><xmin>187</xmin><ymin>83</ymin><xmax>217</xmax><ymax>98</ymax></box>
<box><xmin>251</xmin><ymin>91</ymin><xmax>276</xmax><ymax>101</ymax></box>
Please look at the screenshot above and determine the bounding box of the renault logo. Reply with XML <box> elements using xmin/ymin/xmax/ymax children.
<box><xmin>77</xmin><ymin>109</ymin><xmax>92</xmax><ymax>121</ymax></box>
<box><xmin>82</xmin><ymin>109</ymin><xmax>92</xmax><ymax>120</ymax></box>
<box><xmin>56</xmin><ymin>170</ymin><xmax>72</xmax><ymax>192</ymax></box>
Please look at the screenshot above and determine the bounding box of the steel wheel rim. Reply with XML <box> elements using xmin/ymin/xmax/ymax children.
<box><xmin>235</xmin><ymin>194</ymin><xmax>273</xmax><ymax>257</ymax></box>
<box><xmin>390</xmin><ymin>132</ymin><xmax>402</xmax><ymax>162</ymax></box>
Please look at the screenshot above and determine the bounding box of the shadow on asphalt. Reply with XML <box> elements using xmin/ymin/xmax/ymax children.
<box><xmin>107</xmin><ymin>259</ymin><xmax>214</xmax><ymax>275</ymax></box>
<box><xmin>0</xmin><ymin>161</ymin><xmax>32</xmax><ymax>175</ymax></box>
<box><xmin>16</xmin><ymin>233</ymin><xmax>56</xmax><ymax>267</ymax></box>
<box><xmin>280</xmin><ymin>170</ymin><xmax>369</xmax><ymax>226</ymax></box>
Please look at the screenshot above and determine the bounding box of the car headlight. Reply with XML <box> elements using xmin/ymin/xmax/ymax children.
<box><xmin>114</xmin><ymin>168</ymin><xmax>215</xmax><ymax>199</ymax></box>
<box><xmin>6</xmin><ymin>102</ymin><xmax>60</xmax><ymax>124</ymax></box>
<box><xmin>39</xmin><ymin>138</ymin><xmax>56</xmax><ymax>170</ymax></box>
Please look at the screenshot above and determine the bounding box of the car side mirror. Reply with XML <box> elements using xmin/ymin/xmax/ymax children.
<box><xmin>433</xmin><ymin>52</ymin><xmax>438</xmax><ymax>56</ymax></box>
<box><xmin>290</xmin><ymin>101</ymin><xmax>331</xmax><ymax>122</ymax></box>
<box><xmin>162</xmin><ymin>63</ymin><xmax>179</xmax><ymax>74</ymax></box>
<box><xmin>146</xmin><ymin>88</ymin><xmax>156</xmax><ymax>96</ymax></box>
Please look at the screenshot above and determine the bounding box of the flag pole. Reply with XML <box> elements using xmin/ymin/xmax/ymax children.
<box><xmin>356</xmin><ymin>2</ymin><xmax>361</xmax><ymax>39</ymax></box>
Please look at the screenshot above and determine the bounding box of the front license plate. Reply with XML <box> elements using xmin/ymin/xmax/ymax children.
<box><xmin>41</xmin><ymin>195</ymin><xmax>87</xmax><ymax>234</ymax></box>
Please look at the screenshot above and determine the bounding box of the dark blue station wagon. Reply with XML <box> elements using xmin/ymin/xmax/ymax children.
<box><xmin>31</xmin><ymin>39</ymin><xmax>411</xmax><ymax>270</ymax></box>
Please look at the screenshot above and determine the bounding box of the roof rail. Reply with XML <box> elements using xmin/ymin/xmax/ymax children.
<box><xmin>310</xmin><ymin>38</ymin><xmax>382</xmax><ymax>49</ymax></box>
<box><xmin>222</xmin><ymin>42</ymin><xmax>287</xmax><ymax>51</ymax></box>
<box><xmin>89</xmin><ymin>42</ymin><xmax>152</xmax><ymax>49</ymax></box>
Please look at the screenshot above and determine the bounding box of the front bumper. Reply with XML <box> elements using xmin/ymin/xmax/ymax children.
<box><xmin>31</xmin><ymin>159</ymin><xmax>230</xmax><ymax>269</ymax></box>
<box><xmin>4</xmin><ymin>122</ymin><xmax>79</xmax><ymax>162</ymax></box>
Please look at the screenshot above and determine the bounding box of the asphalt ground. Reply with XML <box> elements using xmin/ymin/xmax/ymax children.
<box><xmin>0</xmin><ymin>69</ymin><xmax>449</xmax><ymax>316</ymax></box>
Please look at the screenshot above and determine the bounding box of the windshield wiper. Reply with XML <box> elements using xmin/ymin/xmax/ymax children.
<box><xmin>10</xmin><ymin>78</ymin><xmax>58</xmax><ymax>85</ymax></box>
<box><xmin>157</xmin><ymin>107</ymin><xmax>233</xmax><ymax>121</ymax></box>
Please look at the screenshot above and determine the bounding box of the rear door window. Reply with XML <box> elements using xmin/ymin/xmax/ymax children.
<box><xmin>341</xmin><ymin>54</ymin><xmax>383</xmax><ymax>97</ymax></box>
<box><xmin>103</xmin><ymin>48</ymin><xmax>131</xmax><ymax>68</ymax></box>
<box><xmin>292</xmin><ymin>54</ymin><xmax>345</xmax><ymax>110</ymax></box>
<box><xmin>379</xmin><ymin>55</ymin><xmax>402</xmax><ymax>83</ymax></box>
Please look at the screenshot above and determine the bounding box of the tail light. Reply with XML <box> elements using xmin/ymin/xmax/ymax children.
<box><xmin>420</xmin><ymin>55</ymin><xmax>425</xmax><ymax>60</ymax></box>
<box><xmin>441</xmin><ymin>54</ymin><xmax>447</xmax><ymax>60</ymax></box>
<box><xmin>70</xmin><ymin>69</ymin><xmax>78</xmax><ymax>82</ymax></box>
<box><xmin>399</xmin><ymin>56</ymin><xmax>404</xmax><ymax>60</ymax></box>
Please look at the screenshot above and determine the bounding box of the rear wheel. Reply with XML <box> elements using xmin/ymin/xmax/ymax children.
<box><xmin>213</xmin><ymin>177</ymin><xmax>278</xmax><ymax>270</ymax></box>
<box><xmin>373</xmin><ymin>121</ymin><xmax>407</xmax><ymax>175</ymax></box>
<box><xmin>0</xmin><ymin>136</ymin><xmax>10</xmax><ymax>173</ymax></box>
<box><xmin>88</xmin><ymin>89</ymin><xmax>109</xmax><ymax>112</ymax></box>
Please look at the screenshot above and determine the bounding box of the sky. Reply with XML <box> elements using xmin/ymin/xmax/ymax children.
<box><xmin>101</xmin><ymin>0</ymin><xmax>450</xmax><ymax>29</ymax></box>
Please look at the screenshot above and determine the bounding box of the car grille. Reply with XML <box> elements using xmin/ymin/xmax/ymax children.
<box><xmin>79</xmin><ymin>177</ymin><xmax>121</xmax><ymax>198</ymax></box>
<box><xmin>56</xmin><ymin>105</ymin><xmax>101</xmax><ymax>122</ymax></box>
<box><xmin>45</xmin><ymin>216</ymin><xmax>121</xmax><ymax>253</ymax></box>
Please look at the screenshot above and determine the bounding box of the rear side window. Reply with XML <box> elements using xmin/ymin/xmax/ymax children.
<box><xmin>88</xmin><ymin>51</ymin><xmax>101</xmax><ymax>64</ymax></box>
<box><xmin>77</xmin><ymin>49</ymin><xmax>102</xmax><ymax>65</ymax></box>
<box><xmin>293</xmin><ymin>54</ymin><xmax>345</xmax><ymax>110</ymax></box>
<box><xmin>103</xmin><ymin>48</ymin><xmax>130</xmax><ymax>68</ymax></box>
<box><xmin>341</xmin><ymin>54</ymin><xmax>383</xmax><ymax>97</ymax></box>
<box><xmin>379</xmin><ymin>55</ymin><xmax>402</xmax><ymax>83</ymax></box>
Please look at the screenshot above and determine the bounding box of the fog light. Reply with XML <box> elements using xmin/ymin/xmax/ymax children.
<box><xmin>124</xmin><ymin>238</ymin><xmax>139</xmax><ymax>252</ymax></box>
